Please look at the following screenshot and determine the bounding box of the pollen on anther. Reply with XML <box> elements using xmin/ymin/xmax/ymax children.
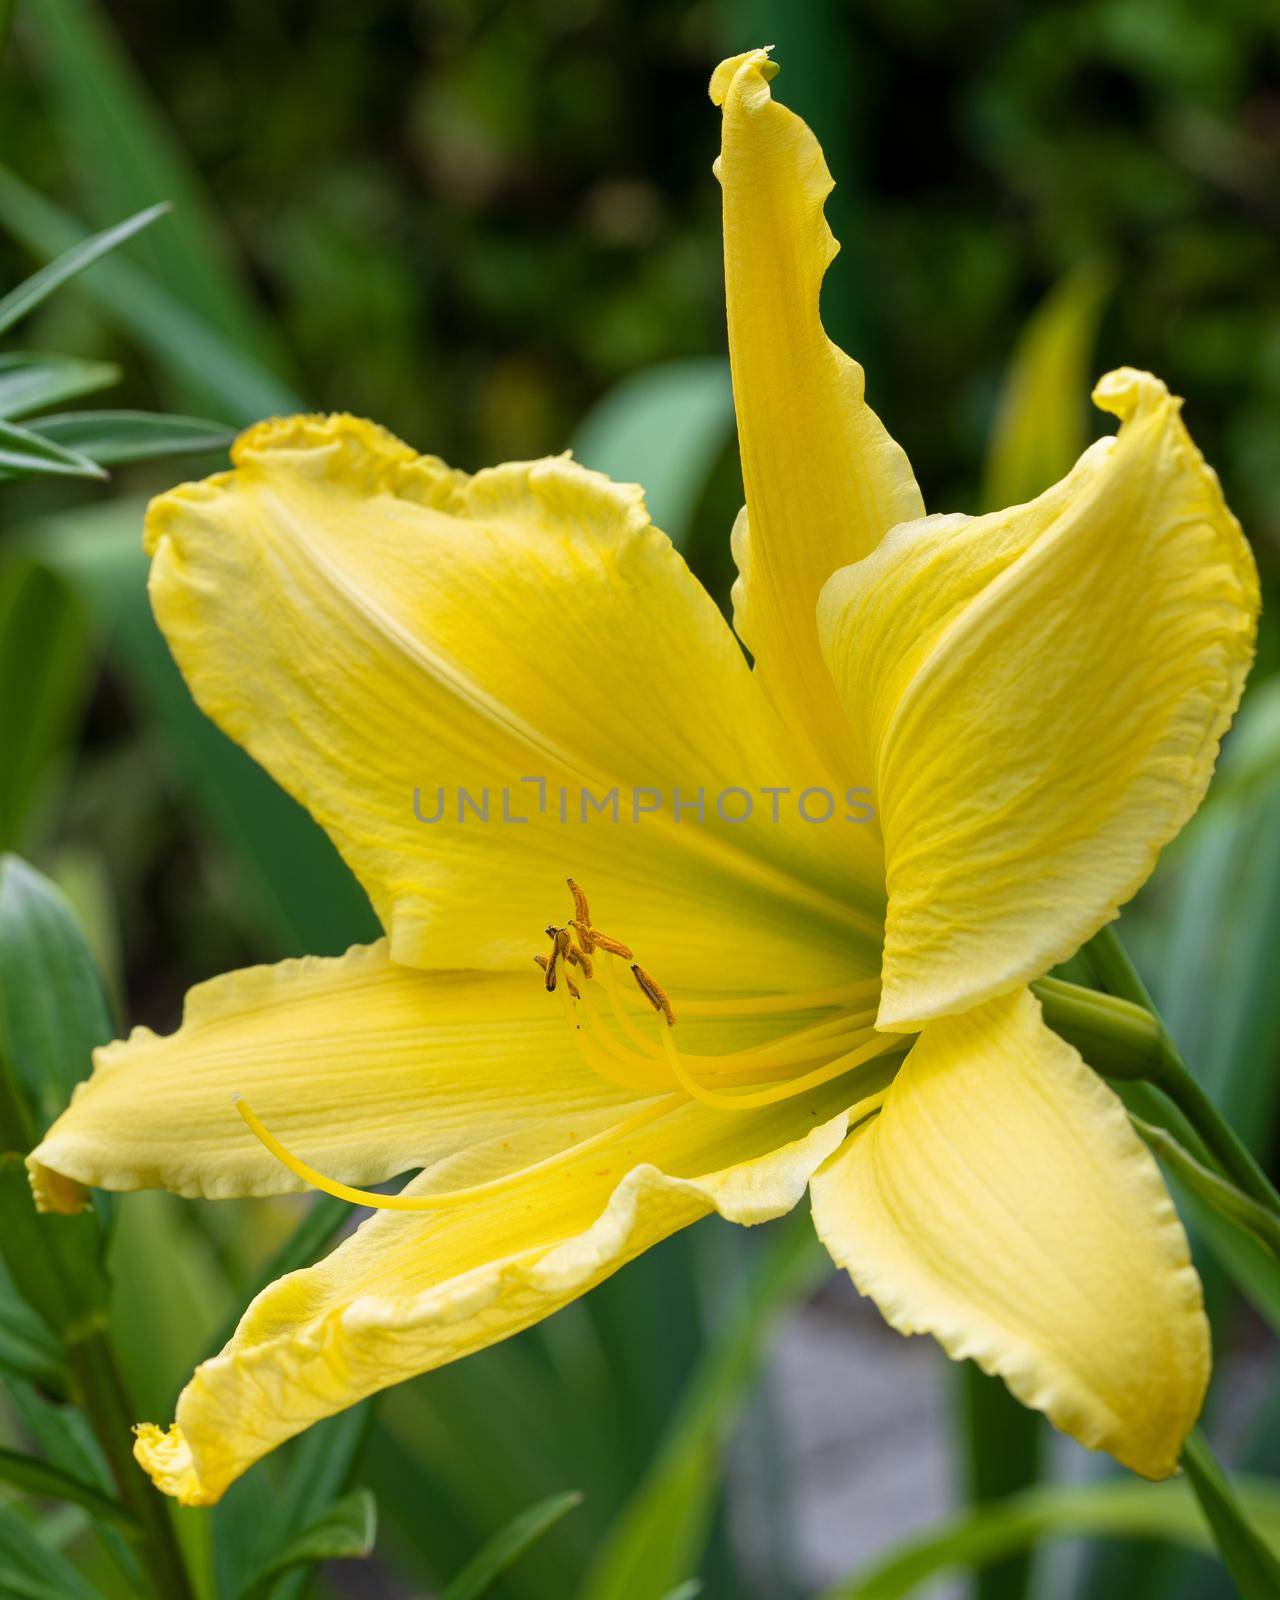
<box><xmin>592</xmin><ymin>931</ymin><xmax>634</xmax><ymax>960</ymax></box>
<box><xmin>567</xmin><ymin>878</ymin><xmax>591</xmax><ymax>925</ymax></box>
<box><xmin>632</xmin><ymin>962</ymin><xmax>676</xmax><ymax>1026</ymax></box>
<box><xmin>566</xmin><ymin>944</ymin><xmax>594</xmax><ymax>979</ymax></box>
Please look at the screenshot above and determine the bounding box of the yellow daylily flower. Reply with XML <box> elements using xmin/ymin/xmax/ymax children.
<box><xmin>29</xmin><ymin>47</ymin><xmax>1257</xmax><ymax>1506</ymax></box>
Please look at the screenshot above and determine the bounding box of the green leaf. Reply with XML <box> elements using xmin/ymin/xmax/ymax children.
<box><xmin>29</xmin><ymin>409</ymin><xmax>232</xmax><ymax>465</ymax></box>
<box><xmin>0</xmin><ymin>200</ymin><xmax>167</xmax><ymax>338</ymax></box>
<box><xmin>818</xmin><ymin>1475</ymin><xmax>1280</xmax><ymax>1599</ymax></box>
<box><xmin>0</xmin><ymin>1445</ymin><xmax>137</xmax><ymax>1532</ymax></box>
<box><xmin>28</xmin><ymin>0</ymin><xmax>287</xmax><ymax>364</ymax></box>
<box><xmin>0</xmin><ymin>354</ymin><xmax>120</xmax><ymax>420</ymax></box>
<box><xmin>1180</xmin><ymin>1431</ymin><xmax>1280</xmax><ymax>1600</ymax></box>
<box><xmin>0</xmin><ymin>169</ymin><xmax>300</xmax><ymax>423</ymax></box>
<box><xmin>215</xmin><ymin>1393</ymin><xmax>373</xmax><ymax>1600</ymax></box>
<box><xmin>0</xmin><ymin>417</ymin><xmax>105</xmax><ymax>480</ymax></box>
<box><xmin>954</xmin><ymin>1362</ymin><xmax>1045</xmax><ymax>1600</ymax></box>
<box><xmin>0</xmin><ymin>1372</ymin><xmax>143</xmax><ymax>1590</ymax></box>
<box><xmin>0</xmin><ymin>1155</ymin><xmax>109</xmax><ymax>1339</ymax></box>
<box><xmin>0</xmin><ymin>1501</ymin><xmax>101</xmax><ymax>1600</ymax></box>
<box><xmin>1133</xmin><ymin>1114</ymin><xmax>1280</xmax><ymax>1257</ymax></box>
<box><xmin>0</xmin><ymin>1274</ymin><xmax>68</xmax><ymax>1393</ymax></box>
<box><xmin>982</xmin><ymin>260</ymin><xmax>1112</xmax><ymax>511</ymax></box>
<box><xmin>240</xmin><ymin>1489</ymin><xmax>376</xmax><ymax>1600</ymax></box>
<box><xmin>0</xmin><ymin>855</ymin><xmax>114</xmax><ymax>1134</ymax></box>
<box><xmin>0</xmin><ymin>560</ymin><xmax>93</xmax><ymax>854</ymax></box>
<box><xmin>570</xmin><ymin>359</ymin><xmax>734</xmax><ymax>550</ymax></box>
<box><xmin>440</xmin><ymin>1491</ymin><xmax>584</xmax><ymax>1600</ymax></box>
<box><xmin>579</xmin><ymin>1211</ymin><xmax>827</xmax><ymax>1600</ymax></box>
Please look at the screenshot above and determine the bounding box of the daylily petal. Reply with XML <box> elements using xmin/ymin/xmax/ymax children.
<box><xmin>28</xmin><ymin>940</ymin><xmax>856</xmax><ymax>1212</ymax></box>
<box><xmin>132</xmin><ymin>1061</ymin><xmax>896</xmax><ymax>1504</ymax></box>
<box><xmin>818</xmin><ymin>369</ymin><xmax>1259</xmax><ymax>1029</ymax></box>
<box><xmin>145</xmin><ymin>416</ymin><xmax>883</xmax><ymax>994</ymax></box>
<box><xmin>711</xmin><ymin>49</ymin><xmax>923</xmax><ymax>772</ymax></box>
<box><xmin>810</xmin><ymin>988</ymin><xmax>1209</xmax><ymax>1479</ymax></box>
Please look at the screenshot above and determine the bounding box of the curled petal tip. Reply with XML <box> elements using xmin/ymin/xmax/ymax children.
<box><xmin>134</xmin><ymin>1422</ymin><xmax>212</xmax><ymax>1506</ymax></box>
<box><xmin>709</xmin><ymin>46</ymin><xmax>776</xmax><ymax>106</ymax></box>
<box><xmin>1092</xmin><ymin>367</ymin><xmax>1173</xmax><ymax>423</ymax></box>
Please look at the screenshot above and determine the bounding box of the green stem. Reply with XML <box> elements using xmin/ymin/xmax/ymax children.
<box><xmin>66</xmin><ymin>1327</ymin><xmax>194</xmax><ymax>1600</ymax></box>
<box><xmin>1085</xmin><ymin>926</ymin><xmax>1280</xmax><ymax>1216</ymax></box>
<box><xmin>1</xmin><ymin>1055</ymin><xmax>191</xmax><ymax>1600</ymax></box>
<box><xmin>955</xmin><ymin>1362</ymin><xmax>1041</xmax><ymax>1600</ymax></box>
<box><xmin>1181</xmin><ymin>1429</ymin><xmax>1280</xmax><ymax>1597</ymax></box>
<box><xmin>1131</xmin><ymin>1115</ymin><xmax>1280</xmax><ymax>1259</ymax></box>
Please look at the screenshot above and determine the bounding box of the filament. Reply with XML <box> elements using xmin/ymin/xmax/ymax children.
<box><xmin>659</xmin><ymin>1023</ymin><xmax>900</xmax><ymax>1110</ymax></box>
<box><xmin>233</xmin><ymin>1091</ymin><xmax>682</xmax><ymax>1212</ymax></box>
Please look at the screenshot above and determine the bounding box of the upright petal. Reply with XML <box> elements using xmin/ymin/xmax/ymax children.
<box><xmin>712</xmin><ymin>49</ymin><xmax>923</xmax><ymax>772</ymax></box>
<box><xmin>144</xmin><ymin>416</ymin><xmax>884</xmax><ymax>996</ymax></box>
<box><xmin>818</xmin><ymin>369</ymin><xmax>1258</xmax><ymax>1029</ymax></box>
<box><xmin>132</xmin><ymin>1061</ymin><xmax>895</xmax><ymax>1504</ymax></box>
<box><xmin>810</xmin><ymin>988</ymin><xmax>1208</xmax><ymax>1478</ymax></box>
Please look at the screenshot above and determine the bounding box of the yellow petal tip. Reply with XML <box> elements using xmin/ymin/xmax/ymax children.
<box><xmin>133</xmin><ymin>1422</ymin><xmax>212</xmax><ymax>1507</ymax></box>
<box><xmin>709</xmin><ymin>47</ymin><xmax>776</xmax><ymax>107</ymax></box>
<box><xmin>1091</xmin><ymin>366</ymin><xmax>1172</xmax><ymax>424</ymax></box>
<box><xmin>24</xmin><ymin>1154</ymin><xmax>89</xmax><ymax>1215</ymax></box>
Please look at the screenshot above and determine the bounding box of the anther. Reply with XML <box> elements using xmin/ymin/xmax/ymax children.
<box><xmin>566</xmin><ymin>944</ymin><xmax>594</xmax><ymax>979</ymax></box>
<box><xmin>591</xmin><ymin>931</ymin><xmax>634</xmax><ymax>960</ymax></box>
<box><xmin>631</xmin><ymin>963</ymin><xmax>676</xmax><ymax>1026</ymax></box>
<box><xmin>567</xmin><ymin>878</ymin><xmax>591</xmax><ymax>925</ymax></box>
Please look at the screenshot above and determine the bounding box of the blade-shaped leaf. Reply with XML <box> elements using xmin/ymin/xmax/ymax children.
<box><xmin>0</xmin><ymin>1446</ymin><xmax>137</xmax><ymax>1532</ymax></box>
<box><xmin>0</xmin><ymin>354</ymin><xmax>120</xmax><ymax>420</ymax></box>
<box><xmin>0</xmin><ymin>1502</ymin><xmax>102</xmax><ymax>1600</ymax></box>
<box><xmin>28</xmin><ymin>0</ymin><xmax>286</xmax><ymax>361</ymax></box>
<box><xmin>215</xmin><ymin>1397</ymin><xmax>374</xmax><ymax>1600</ymax></box>
<box><xmin>0</xmin><ymin>561</ymin><xmax>93</xmax><ymax>855</ymax></box>
<box><xmin>440</xmin><ymin>1491</ymin><xmax>584</xmax><ymax>1600</ymax></box>
<box><xmin>981</xmin><ymin>259</ymin><xmax>1112</xmax><ymax>512</ymax></box>
<box><xmin>0</xmin><ymin>169</ymin><xmax>299</xmax><ymax>423</ymax></box>
<box><xmin>0</xmin><ymin>417</ymin><xmax>104</xmax><ymax>480</ymax></box>
<box><xmin>240</xmin><ymin>1489</ymin><xmax>376</xmax><ymax>1600</ymax></box>
<box><xmin>0</xmin><ymin>855</ymin><xmax>114</xmax><ymax>1133</ymax></box>
<box><xmin>0</xmin><ymin>1282</ymin><xmax>67</xmax><ymax>1394</ymax></box>
<box><xmin>819</xmin><ymin>1475</ymin><xmax>1280</xmax><ymax>1599</ymax></box>
<box><xmin>579</xmin><ymin>1211</ymin><xmax>827</xmax><ymax>1600</ymax></box>
<box><xmin>1</xmin><ymin>1372</ymin><xmax>143</xmax><ymax>1589</ymax></box>
<box><xmin>29</xmin><ymin>409</ymin><xmax>232</xmax><ymax>465</ymax></box>
<box><xmin>570</xmin><ymin>358</ymin><xmax>734</xmax><ymax>550</ymax></box>
<box><xmin>0</xmin><ymin>200</ymin><xmax>167</xmax><ymax>338</ymax></box>
<box><xmin>1180</xmin><ymin>1431</ymin><xmax>1280</xmax><ymax>1600</ymax></box>
<box><xmin>0</xmin><ymin>1155</ymin><xmax>108</xmax><ymax>1337</ymax></box>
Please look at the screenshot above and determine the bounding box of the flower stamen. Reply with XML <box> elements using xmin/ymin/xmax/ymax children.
<box><xmin>631</xmin><ymin>963</ymin><xmax>676</xmax><ymax>1026</ymax></box>
<box><xmin>540</xmin><ymin>880</ymin><xmax>895</xmax><ymax>1114</ymax></box>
